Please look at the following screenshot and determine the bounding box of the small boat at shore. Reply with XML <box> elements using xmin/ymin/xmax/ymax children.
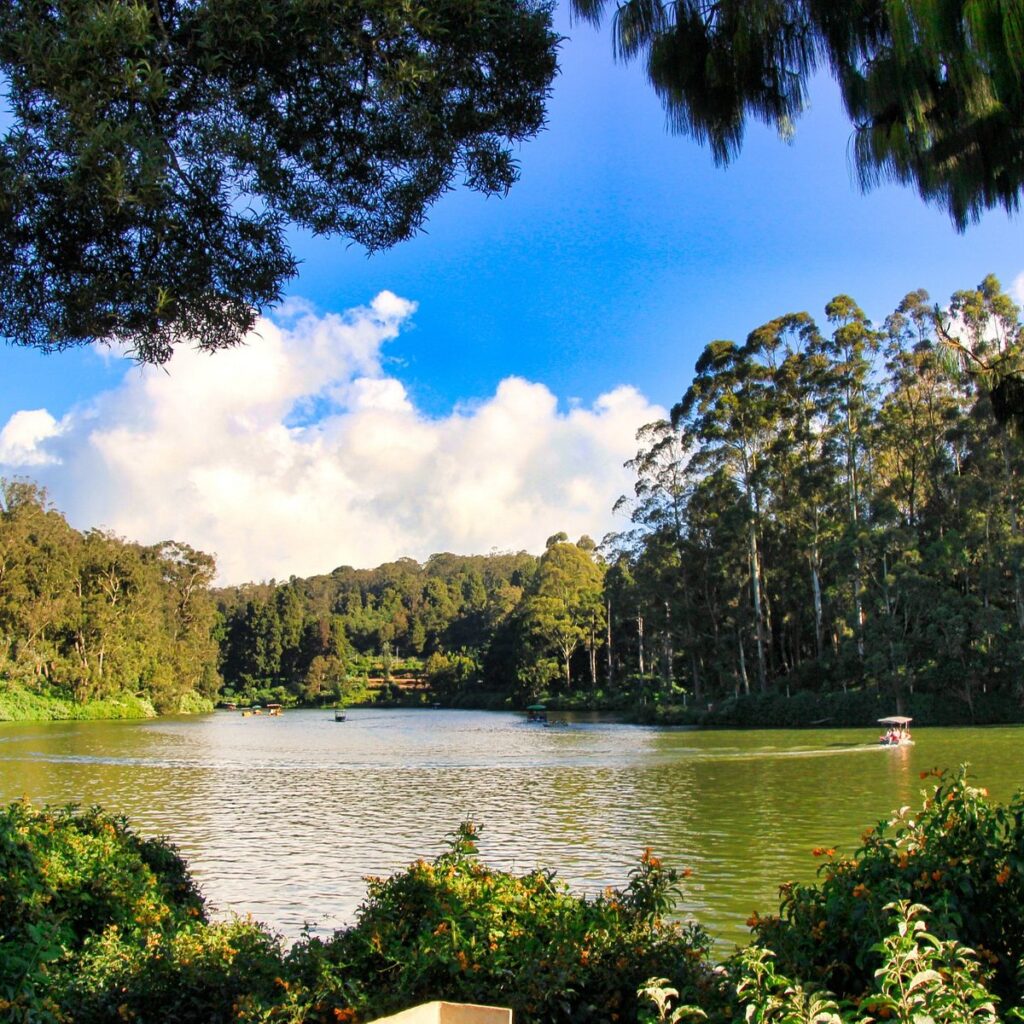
<box><xmin>878</xmin><ymin>715</ymin><xmax>914</xmax><ymax>746</ymax></box>
<box><xmin>333</xmin><ymin>708</ymin><xmax>347</xmax><ymax>722</ymax></box>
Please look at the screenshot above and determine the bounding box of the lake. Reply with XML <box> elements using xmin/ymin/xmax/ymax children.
<box><xmin>1</xmin><ymin>709</ymin><xmax>1021</xmax><ymax>949</ymax></box>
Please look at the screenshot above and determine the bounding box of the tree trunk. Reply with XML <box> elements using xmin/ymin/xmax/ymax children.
<box><xmin>636</xmin><ymin>610</ymin><xmax>645</xmax><ymax>675</ymax></box>
<box><xmin>662</xmin><ymin>599</ymin><xmax>673</xmax><ymax>686</ymax></box>
<box><xmin>588</xmin><ymin>627</ymin><xmax>597</xmax><ymax>690</ymax></box>
<box><xmin>810</xmin><ymin>548</ymin><xmax>824</xmax><ymax>661</ymax></box>
<box><xmin>690</xmin><ymin>648</ymin><xmax>703</xmax><ymax>701</ymax></box>
<box><xmin>737</xmin><ymin>631</ymin><xmax>750</xmax><ymax>696</ymax></box>
<box><xmin>605</xmin><ymin>599</ymin><xmax>613</xmax><ymax>686</ymax></box>
<box><xmin>747</xmin><ymin>513</ymin><xmax>768</xmax><ymax>691</ymax></box>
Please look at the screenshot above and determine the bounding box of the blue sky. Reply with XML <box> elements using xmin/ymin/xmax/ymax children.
<box><xmin>2</xmin><ymin>4</ymin><xmax>1021</xmax><ymax>582</ymax></box>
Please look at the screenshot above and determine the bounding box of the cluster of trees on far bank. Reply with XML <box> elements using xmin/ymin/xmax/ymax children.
<box><xmin>609</xmin><ymin>275</ymin><xmax>1024</xmax><ymax>717</ymax></box>
<box><xmin>0</xmin><ymin>480</ymin><xmax>220</xmax><ymax>713</ymax></box>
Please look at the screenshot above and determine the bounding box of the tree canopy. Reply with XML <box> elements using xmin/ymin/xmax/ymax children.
<box><xmin>0</xmin><ymin>0</ymin><xmax>558</xmax><ymax>362</ymax></box>
<box><xmin>572</xmin><ymin>0</ymin><xmax>1024</xmax><ymax>229</ymax></box>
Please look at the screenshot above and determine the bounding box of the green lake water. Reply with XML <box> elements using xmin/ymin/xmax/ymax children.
<box><xmin>1</xmin><ymin>709</ymin><xmax>1021</xmax><ymax>949</ymax></box>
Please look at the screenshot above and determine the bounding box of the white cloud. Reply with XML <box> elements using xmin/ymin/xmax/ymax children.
<box><xmin>1013</xmin><ymin>271</ymin><xmax>1024</xmax><ymax>306</ymax></box>
<box><xmin>0</xmin><ymin>409</ymin><xmax>62</xmax><ymax>466</ymax></box>
<box><xmin>0</xmin><ymin>295</ymin><xmax>663</xmax><ymax>583</ymax></box>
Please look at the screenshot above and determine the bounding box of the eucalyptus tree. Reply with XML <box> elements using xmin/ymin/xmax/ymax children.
<box><xmin>937</xmin><ymin>278</ymin><xmax>1024</xmax><ymax>626</ymax></box>
<box><xmin>876</xmin><ymin>292</ymin><xmax>963</xmax><ymax>530</ymax></box>
<box><xmin>746</xmin><ymin>312</ymin><xmax>837</xmax><ymax>668</ymax></box>
<box><xmin>676</xmin><ymin>468</ymin><xmax>753</xmax><ymax>696</ymax></box>
<box><xmin>673</xmin><ymin>339</ymin><xmax>778</xmax><ymax>691</ymax></box>
<box><xmin>811</xmin><ymin>296</ymin><xmax>882</xmax><ymax>661</ymax></box>
<box><xmin>0</xmin><ymin>0</ymin><xmax>559</xmax><ymax>361</ymax></box>
<box><xmin>571</xmin><ymin>0</ymin><xmax>1024</xmax><ymax>229</ymax></box>
<box><xmin>936</xmin><ymin>275</ymin><xmax>1024</xmax><ymax>431</ymax></box>
<box><xmin>613</xmin><ymin>418</ymin><xmax>696</xmax><ymax>686</ymax></box>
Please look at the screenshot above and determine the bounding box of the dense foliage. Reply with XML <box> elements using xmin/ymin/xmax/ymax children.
<box><xmin>293</xmin><ymin>822</ymin><xmax>711</xmax><ymax>1024</ymax></box>
<box><xmin>0</xmin><ymin>0</ymin><xmax>558</xmax><ymax>361</ymax></box>
<box><xmin>215</xmin><ymin>541</ymin><xmax>608</xmax><ymax>707</ymax></box>
<box><xmin>1</xmin><ymin>805</ymin><xmax>711</xmax><ymax>1024</ymax></box>
<box><xmin>5</xmin><ymin>771</ymin><xmax>1024</xmax><ymax>1024</ymax></box>
<box><xmin>0</xmin><ymin>479</ymin><xmax>220</xmax><ymax>713</ymax></box>
<box><xmin>608</xmin><ymin>275</ymin><xmax>1024</xmax><ymax>721</ymax></box>
<box><xmin>751</xmin><ymin>766</ymin><xmax>1024</xmax><ymax>1008</ymax></box>
<box><xmin>572</xmin><ymin>0</ymin><xmax>1024</xmax><ymax>230</ymax></box>
<box><xmin>5</xmin><ymin>273</ymin><xmax>1024</xmax><ymax>724</ymax></box>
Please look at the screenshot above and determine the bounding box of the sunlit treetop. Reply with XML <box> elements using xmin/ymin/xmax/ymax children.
<box><xmin>572</xmin><ymin>0</ymin><xmax>1024</xmax><ymax>231</ymax></box>
<box><xmin>0</xmin><ymin>0</ymin><xmax>558</xmax><ymax>363</ymax></box>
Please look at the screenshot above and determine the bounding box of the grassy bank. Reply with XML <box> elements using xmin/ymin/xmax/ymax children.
<box><xmin>0</xmin><ymin>683</ymin><xmax>215</xmax><ymax>722</ymax></box>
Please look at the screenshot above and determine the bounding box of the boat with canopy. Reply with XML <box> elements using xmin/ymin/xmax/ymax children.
<box><xmin>878</xmin><ymin>716</ymin><xmax>914</xmax><ymax>746</ymax></box>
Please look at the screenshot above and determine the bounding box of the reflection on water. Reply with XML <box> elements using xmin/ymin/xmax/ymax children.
<box><xmin>1</xmin><ymin>709</ymin><xmax>1022</xmax><ymax>949</ymax></box>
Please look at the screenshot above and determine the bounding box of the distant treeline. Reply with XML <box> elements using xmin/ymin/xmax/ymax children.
<box><xmin>6</xmin><ymin>275</ymin><xmax>1024</xmax><ymax>723</ymax></box>
<box><xmin>0</xmin><ymin>480</ymin><xmax>220</xmax><ymax>713</ymax></box>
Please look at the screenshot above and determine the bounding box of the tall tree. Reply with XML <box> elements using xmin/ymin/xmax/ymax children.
<box><xmin>523</xmin><ymin>538</ymin><xmax>605</xmax><ymax>691</ymax></box>
<box><xmin>674</xmin><ymin>339</ymin><xmax>777</xmax><ymax>691</ymax></box>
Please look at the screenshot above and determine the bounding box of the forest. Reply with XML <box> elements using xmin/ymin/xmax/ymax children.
<box><xmin>3</xmin><ymin>274</ymin><xmax>1024</xmax><ymax>724</ymax></box>
<box><xmin>0</xmin><ymin>479</ymin><xmax>220</xmax><ymax>716</ymax></box>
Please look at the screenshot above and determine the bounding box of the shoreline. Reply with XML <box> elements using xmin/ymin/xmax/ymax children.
<box><xmin>5</xmin><ymin>683</ymin><xmax>1023</xmax><ymax>730</ymax></box>
<box><xmin>0</xmin><ymin>684</ymin><xmax>214</xmax><ymax>723</ymax></box>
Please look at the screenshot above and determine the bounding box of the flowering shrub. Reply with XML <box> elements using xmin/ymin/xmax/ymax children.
<box><xmin>66</xmin><ymin>918</ymin><xmax>294</xmax><ymax>1024</ymax></box>
<box><xmin>750</xmin><ymin>767</ymin><xmax>1024</xmax><ymax>1006</ymax></box>
<box><xmin>290</xmin><ymin>822</ymin><xmax>712</xmax><ymax>1024</ymax></box>
<box><xmin>6</xmin><ymin>773</ymin><xmax>1024</xmax><ymax>1024</ymax></box>
<box><xmin>0</xmin><ymin>801</ymin><xmax>205</xmax><ymax>1021</ymax></box>
<box><xmin>0</xmin><ymin>801</ymin><xmax>290</xmax><ymax>1024</ymax></box>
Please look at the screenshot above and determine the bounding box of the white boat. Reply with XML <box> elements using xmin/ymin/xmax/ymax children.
<box><xmin>878</xmin><ymin>715</ymin><xmax>914</xmax><ymax>746</ymax></box>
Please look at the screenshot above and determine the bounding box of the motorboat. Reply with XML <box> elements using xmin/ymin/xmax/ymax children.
<box><xmin>878</xmin><ymin>715</ymin><xmax>914</xmax><ymax>746</ymax></box>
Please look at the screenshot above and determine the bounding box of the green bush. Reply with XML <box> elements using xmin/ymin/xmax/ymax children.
<box><xmin>290</xmin><ymin>823</ymin><xmax>712</xmax><ymax>1024</ymax></box>
<box><xmin>0</xmin><ymin>802</ymin><xmax>205</xmax><ymax>1021</ymax></box>
<box><xmin>177</xmin><ymin>691</ymin><xmax>216</xmax><ymax>715</ymax></box>
<box><xmin>67</xmin><ymin>918</ymin><xmax>293</xmax><ymax>1024</ymax></box>
<box><xmin>688</xmin><ymin>902</ymin><xmax>999</xmax><ymax>1024</ymax></box>
<box><xmin>749</xmin><ymin>767</ymin><xmax>1024</xmax><ymax>1006</ymax></box>
<box><xmin>0</xmin><ymin>684</ymin><xmax>157</xmax><ymax>721</ymax></box>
